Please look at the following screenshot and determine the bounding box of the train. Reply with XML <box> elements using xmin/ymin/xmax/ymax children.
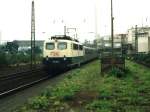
<box><xmin>43</xmin><ymin>35</ymin><xmax>98</xmax><ymax>72</ymax></box>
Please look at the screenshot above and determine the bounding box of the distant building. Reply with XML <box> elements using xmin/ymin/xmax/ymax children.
<box><xmin>97</xmin><ymin>35</ymin><xmax>111</xmax><ymax>49</ymax></box>
<box><xmin>97</xmin><ymin>34</ymin><xmax>127</xmax><ymax>49</ymax></box>
<box><xmin>114</xmin><ymin>34</ymin><xmax>127</xmax><ymax>44</ymax></box>
<box><xmin>15</xmin><ymin>40</ymin><xmax>44</xmax><ymax>50</ymax></box>
<box><xmin>127</xmin><ymin>26</ymin><xmax>150</xmax><ymax>53</ymax></box>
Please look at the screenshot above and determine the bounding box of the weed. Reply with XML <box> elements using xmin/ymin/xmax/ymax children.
<box><xmin>14</xmin><ymin>60</ymin><xmax>150</xmax><ymax>112</ymax></box>
<box><xmin>109</xmin><ymin>67</ymin><xmax>125</xmax><ymax>78</ymax></box>
<box><xmin>40</xmin><ymin>88</ymin><xmax>52</xmax><ymax>98</ymax></box>
<box><xmin>28</xmin><ymin>96</ymin><xmax>49</xmax><ymax>110</ymax></box>
<box><xmin>86</xmin><ymin>100</ymin><xmax>112</xmax><ymax>111</ymax></box>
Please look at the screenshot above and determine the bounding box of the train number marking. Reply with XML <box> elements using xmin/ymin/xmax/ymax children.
<box><xmin>50</xmin><ymin>52</ymin><xmax>59</xmax><ymax>56</ymax></box>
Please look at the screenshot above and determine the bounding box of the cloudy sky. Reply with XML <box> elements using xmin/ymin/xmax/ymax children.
<box><xmin>0</xmin><ymin>0</ymin><xmax>150</xmax><ymax>42</ymax></box>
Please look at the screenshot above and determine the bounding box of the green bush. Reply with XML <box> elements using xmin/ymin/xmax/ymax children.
<box><xmin>86</xmin><ymin>100</ymin><xmax>112</xmax><ymax>111</ymax></box>
<box><xmin>109</xmin><ymin>67</ymin><xmax>125</xmax><ymax>78</ymax></box>
<box><xmin>0</xmin><ymin>52</ymin><xmax>7</xmax><ymax>66</ymax></box>
<box><xmin>131</xmin><ymin>53</ymin><xmax>150</xmax><ymax>66</ymax></box>
<box><xmin>0</xmin><ymin>51</ymin><xmax>42</xmax><ymax>65</ymax></box>
<box><xmin>40</xmin><ymin>88</ymin><xmax>52</xmax><ymax>98</ymax></box>
<box><xmin>28</xmin><ymin>96</ymin><xmax>49</xmax><ymax>110</ymax></box>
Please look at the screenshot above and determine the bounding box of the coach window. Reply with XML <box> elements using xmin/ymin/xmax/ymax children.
<box><xmin>73</xmin><ymin>44</ymin><xmax>78</xmax><ymax>50</ymax></box>
<box><xmin>58</xmin><ymin>42</ymin><xmax>67</xmax><ymax>50</ymax></box>
<box><xmin>46</xmin><ymin>43</ymin><xmax>55</xmax><ymax>50</ymax></box>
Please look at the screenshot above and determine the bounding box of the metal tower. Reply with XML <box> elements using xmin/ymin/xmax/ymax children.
<box><xmin>135</xmin><ymin>25</ymin><xmax>138</xmax><ymax>53</ymax></box>
<box><xmin>31</xmin><ymin>0</ymin><xmax>35</xmax><ymax>68</ymax></box>
<box><xmin>111</xmin><ymin>0</ymin><xmax>114</xmax><ymax>56</ymax></box>
<box><xmin>94</xmin><ymin>0</ymin><xmax>98</xmax><ymax>48</ymax></box>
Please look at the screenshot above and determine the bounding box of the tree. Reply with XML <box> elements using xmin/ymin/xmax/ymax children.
<box><xmin>34</xmin><ymin>46</ymin><xmax>42</xmax><ymax>54</ymax></box>
<box><xmin>5</xmin><ymin>41</ymin><xmax>19</xmax><ymax>53</ymax></box>
<box><xmin>0</xmin><ymin>52</ymin><xmax>7</xmax><ymax>67</ymax></box>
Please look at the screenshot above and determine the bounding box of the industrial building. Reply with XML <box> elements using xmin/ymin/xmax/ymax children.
<box><xmin>127</xmin><ymin>26</ymin><xmax>150</xmax><ymax>53</ymax></box>
<box><xmin>15</xmin><ymin>40</ymin><xmax>44</xmax><ymax>49</ymax></box>
<box><xmin>97</xmin><ymin>34</ymin><xmax>127</xmax><ymax>49</ymax></box>
<box><xmin>5</xmin><ymin>40</ymin><xmax>44</xmax><ymax>52</ymax></box>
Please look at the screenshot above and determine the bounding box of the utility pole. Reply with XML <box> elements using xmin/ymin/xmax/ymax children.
<box><xmin>135</xmin><ymin>25</ymin><xmax>138</xmax><ymax>53</ymax></box>
<box><xmin>111</xmin><ymin>0</ymin><xmax>114</xmax><ymax>56</ymax></box>
<box><xmin>31</xmin><ymin>0</ymin><xmax>35</xmax><ymax>69</ymax></box>
<box><xmin>94</xmin><ymin>0</ymin><xmax>98</xmax><ymax>49</ymax></box>
<box><xmin>64</xmin><ymin>26</ymin><xmax>66</xmax><ymax>36</ymax></box>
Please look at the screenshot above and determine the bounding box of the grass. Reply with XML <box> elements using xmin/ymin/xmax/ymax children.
<box><xmin>14</xmin><ymin>60</ymin><xmax>150</xmax><ymax>112</ymax></box>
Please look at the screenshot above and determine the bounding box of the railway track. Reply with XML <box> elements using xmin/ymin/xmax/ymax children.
<box><xmin>0</xmin><ymin>64</ymin><xmax>43</xmax><ymax>76</ymax></box>
<box><xmin>135</xmin><ymin>61</ymin><xmax>150</xmax><ymax>68</ymax></box>
<box><xmin>0</xmin><ymin>59</ymin><xmax>97</xmax><ymax>98</ymax></box>
<box><xmin>0</xmin><ymin>67</ymin><xmax>49</xmax><ymax>98</ymax></box>
<box><xmin>126</xmin><ymin>59</ymin><xmax>150</xmax><ymax>68</ymax></box>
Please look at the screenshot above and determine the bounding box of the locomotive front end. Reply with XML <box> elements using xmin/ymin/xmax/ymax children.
<box><xmin>43</xmin><ymin>37</ymin><xmax>72</xmax><ymax>73</ymax></box>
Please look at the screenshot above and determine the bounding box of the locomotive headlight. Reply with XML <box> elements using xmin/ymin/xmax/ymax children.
<box><xmin>63</xmin><ymin>55</ymin><xmax>66</xmax><ymax>61</ymax></box>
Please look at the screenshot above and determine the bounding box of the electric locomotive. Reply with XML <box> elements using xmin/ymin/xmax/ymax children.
<box><xmin>43</xmin><ymin>35</ymin><xmax>98</xmax><ymax>72</ymax></box>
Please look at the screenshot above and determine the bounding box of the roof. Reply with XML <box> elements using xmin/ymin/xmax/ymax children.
<box><xmin>51</xmin><ymin>35</ymin><xmax>79</xmax><ymax>42</ymax></box>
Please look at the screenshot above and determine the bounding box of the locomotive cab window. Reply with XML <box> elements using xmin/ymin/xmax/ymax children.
<box><xmin>46</xmin><ymin>43</ymin><xmax>55</xmax><ymax>50</ymax></box>
<box><xmin>79</xmin><ymin>45</ymin><xmax>83</xmax><ymax>50</ymax></box>
<box><xmin>73</xmin><ymin>44</ymin><xmax>78</xmax><ymax>50</ymax></box>
<box><xmin>58</xmin><ymin>42</ymin><xmax>67</xmax><ymax>50</ymax></box>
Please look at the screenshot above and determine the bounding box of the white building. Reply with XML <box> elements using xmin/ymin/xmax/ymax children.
<box><xmin>127</xmin><ymin>26</ymin><xmax>150</xmax><ymax>53</ymax></box>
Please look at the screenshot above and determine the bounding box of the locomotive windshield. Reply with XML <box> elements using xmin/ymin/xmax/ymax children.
<box><xmin>46</xmin><ymin>43</ymin><xmax>55</xmax><ymax>50</ymax></box>
<box><xmin>58</xmin><ymin>42</ymin><xmax>67</xmax><ymax>50</ymax></box>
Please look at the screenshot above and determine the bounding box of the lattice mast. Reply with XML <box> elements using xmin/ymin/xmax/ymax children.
<box><xmin>111</xmin><ymin>0</ymin><xmax>114</xmax><ymax>56</ymax></box>
<box><xmin>135</xmin><ymin>25</ymin><xmax>138</xmax><ymax>53</ymax></box>
<box><xmin>31</xmin><ymin>0</ymin><xmax>35</xmax><ymax>68</ymax></box>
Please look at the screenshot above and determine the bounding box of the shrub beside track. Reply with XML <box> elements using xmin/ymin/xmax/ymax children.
<box><xmin>14</xmin><ymin>60</ymin><xmax>150</xmax><ymax>112</ymax></box>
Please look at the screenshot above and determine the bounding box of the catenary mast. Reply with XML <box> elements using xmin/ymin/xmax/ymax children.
<box><xmin>111</xmin><ymin>0</ymin><xmax>114</xmax><ymax>56</ymax></box>
<box><xmin>31</xmin><ymin>0</ymin><xmax>35</xmax><ymax>68</ymax></box>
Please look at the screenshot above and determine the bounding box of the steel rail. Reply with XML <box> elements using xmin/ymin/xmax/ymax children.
<box><xmin>0</xmin><ymin>76</ymin><xmax>49</xmax><ymax>97</ymax></box>
<box><xmin>0</xmin><ymin>68</ymin><xmax>49</xmax><ymax>98</ymax></box>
